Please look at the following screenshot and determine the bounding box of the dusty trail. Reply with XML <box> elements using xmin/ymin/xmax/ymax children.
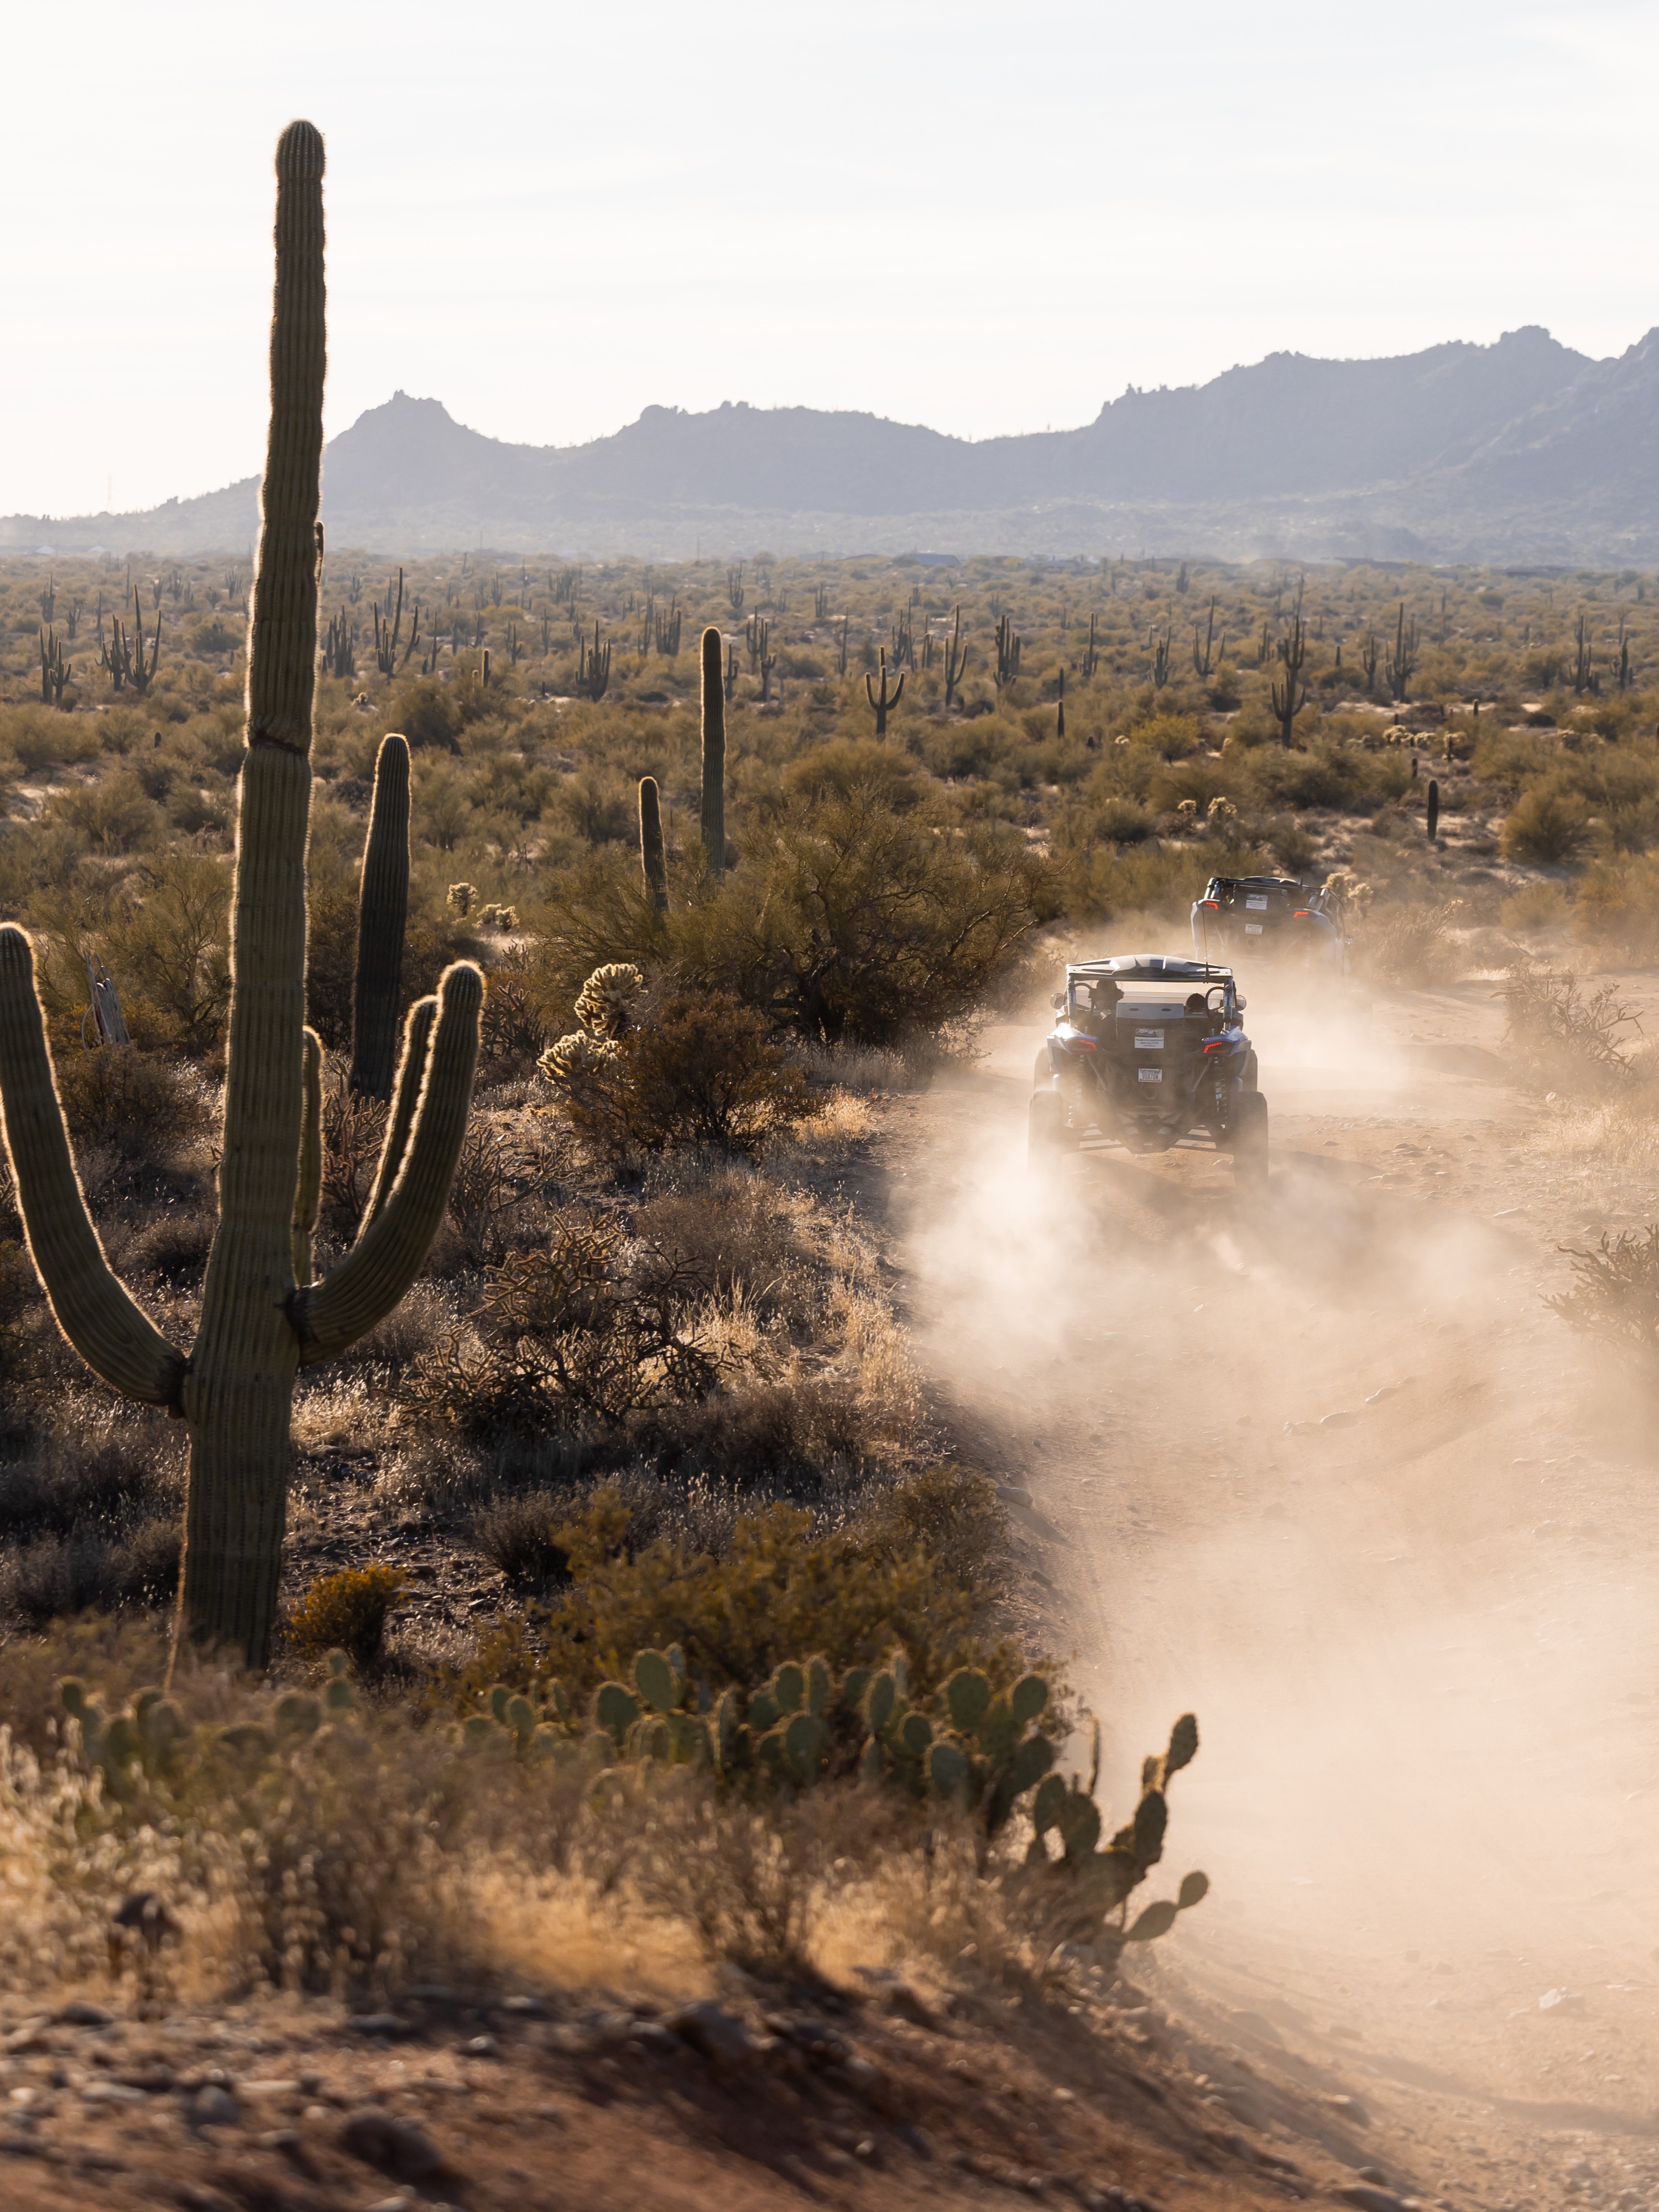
<box><xmin>890</xmin><ymin>963</ymin><xmax>1659</xmax><ymax>2205</ymax></box>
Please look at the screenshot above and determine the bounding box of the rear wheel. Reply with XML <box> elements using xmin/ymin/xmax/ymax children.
<box><xmin>1232</xmin><ymin>1089</ymin><xmax>1269</xmax><ymax>1193</ymax></box>
<box><xmin>1028</xmin><ymin>1089</ymin><xmax>1066</xmax><ymax>1173</ymax></box>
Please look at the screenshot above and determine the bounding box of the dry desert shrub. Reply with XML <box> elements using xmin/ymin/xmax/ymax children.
<box><xmin>1499</xmin><ymin>966</ymin><xmax>1640</xmax><ymax>1095</ymax></box>
<box><xmin>53</xmin><ymin>1042</ymin><xmax>213</xmax><ymax>1159</ymax></box>
<box><xmin>0</xmin><ymin>1399</ymin><xmax>183</xmax><ymax>1628</ymax></box>
<box><xmin>1350</xmin><ymin>898</ymin><xmax>1464</xmax><ymax>987</ymax></box>
<box><xmin>0</xmin><ymin>1520</ymin><xmax>180</xmax><ymax>1630</ymax></box>
<box><xmin>405</xmin><ymin>1210</ymin><xmax>719</xmax><ymax>1439</ymax></box>
<box><xmin>1572</xmin><ymin>852</ymin><xmax>1659</xmax><ymax>961</ymax></box>
<box><xmin>542</xmin><ymin>988</ymin><xmax>817</xmax><ymax>1162</ymax></box>
<box><xmin>405</xmin><ymin>1166</ymin><xmax>923</xmax><ymax>1493</ymax></box>
<box><xmin>1546</xmin><ymin>1225</ymin><xmax>1659</xmax><ymax>1376</ymax></box>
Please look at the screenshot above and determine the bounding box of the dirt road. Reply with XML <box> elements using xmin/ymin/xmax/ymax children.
<box><xmin>891</xmin><ymin>962</ymin><xmax>1659</xmax><ymax>2208</ymax></box>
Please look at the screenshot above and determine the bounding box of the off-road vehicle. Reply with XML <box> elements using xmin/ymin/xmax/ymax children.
<box><xmin>1190</xmin><ymin>874</ymin><xmax>1344</xmax><ymax>969</ymax></box>
<box><xmin>1029</xmin><ymin>954</ymin><xmax>1267</xmax><ymax>1187</ymax></box>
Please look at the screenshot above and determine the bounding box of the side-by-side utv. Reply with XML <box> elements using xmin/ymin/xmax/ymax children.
<box><xmin>1190</xmin><ymin>875</ymin><xmax>1344</xmax><ymax>969</ymax></box>
<box><xmin>1029</xmin><ymin>954</ymin><xmax>1267</xmax><ymax>1188</ymax></box>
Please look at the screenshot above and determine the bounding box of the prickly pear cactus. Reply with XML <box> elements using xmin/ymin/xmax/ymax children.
<box><xmin>1024</xmin><ymin>1711</ymin><xmax>1209</xmax><ymax>1959</ymax></box>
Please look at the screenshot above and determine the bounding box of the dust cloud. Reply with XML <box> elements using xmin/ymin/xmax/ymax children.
<box><xmin>900</xmin><ymin>957</ymin><xmax>1659</xmax><ymax>2106</ymax></box>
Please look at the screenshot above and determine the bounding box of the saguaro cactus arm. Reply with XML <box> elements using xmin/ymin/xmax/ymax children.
<box><xmin>638</xmin><ymin>775</ymin><xmax>669</xmax><ymax>911</ymax></box>
<box><xmin>292</xmin><ymin>960</ymin><xmax>482</xmax><ymax>1365</ymax></box>
<box><xmin>363</xmin><ymin>993</ymin><xmax>436</xmax><ymax>1231</ymax></box>
<box><xmin>348</xmin><ymin>732</ymin><xmax>410</xmax><ymax>1099</ymax></box>
<box><xmin>0</xmin><ymin>926</ymin><xmax>185</xmax><ymax>1407</ymax></box>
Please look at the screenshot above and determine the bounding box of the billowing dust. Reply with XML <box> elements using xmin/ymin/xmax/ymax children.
<box><xmin>898</xmin><ymin>958</ymin><xmax>1659</xmax><ymax>2117</ymax></box>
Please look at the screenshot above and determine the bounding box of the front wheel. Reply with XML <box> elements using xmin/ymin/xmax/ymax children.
<box><xmin>1232</xmin><ymin>1089</ymin><xmax>1269</xmax><ymax>1193</ymax></box>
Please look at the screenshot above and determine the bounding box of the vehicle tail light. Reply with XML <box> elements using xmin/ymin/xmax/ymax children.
<box><xmin>1202</xmin><ymin>1039</ymin><xmax>1230</xmax><ymax>1053</ymax></box>
<box><xmin>1198</xmin><ymin>899</ymin><xmax>1219</xmax><ymax>910</ymax></box>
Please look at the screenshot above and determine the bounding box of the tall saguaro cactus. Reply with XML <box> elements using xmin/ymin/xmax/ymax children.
<box><xmin>865</xmin><ymin>646</ymin><xmax>905</xmax><ymax>736</ymax></box>
<box><xmin>700</xmin><ymin>624</ymin><xmax>726</xmax><ymax>873</ymax></box>
<box><xmin>0</xmin><ymin>121</ymin><xmax>483</xmax><ymax>1670</ymax></box>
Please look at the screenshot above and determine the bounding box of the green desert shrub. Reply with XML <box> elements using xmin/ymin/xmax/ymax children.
<box><xmin>1500</xmin><ymin>778</ymin><xmax>1589</xmax><ymax>864</ymax></box>
<box><xmin>542</xmin><ymin>988</ymin><xmax>816</xmax><ymax>1159</ymax></box>
<box><xmin>457</xmin><ymin>1489</ymin><xmax>1000</xmax><ymax>1705</ymax></box>
<box><xmin>538</xmin><ymin>750</ymin><xmax>1046</xmax><ymax>1046</ymax></box>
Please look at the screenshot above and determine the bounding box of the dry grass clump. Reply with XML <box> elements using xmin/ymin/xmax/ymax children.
<box><xmin>470</xmin><ymin>1489</ymin><xmax>577</xmax><ymax>1590</ymax></box>
<box><xmin>0</xmin><ymin>1400</ymin><xmax>183</xmax><ymax>1629</ymax></box>
<box><xmin>0</xmin><ymin>1519</ymin><xmax>180</xmax><ymax>1630</ymax></box>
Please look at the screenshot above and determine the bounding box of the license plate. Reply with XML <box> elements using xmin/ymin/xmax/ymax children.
<box><xmin>1244</xmin><ymin>923</ymin><xmax>1263</xmax><ymax>934</ymax></box>
<box><xmin>1138</xmin><ymin>1067</ymin><xmax>1163</xmax><ymax>1084</ymax></box>
<box><xmin>1134</xmin><ymin>1029</ymin><xmax>1164</xmax><ymax>1049</ymax></box>
<box><xmin>1246</xmin><ymin>895</ymin><xmax>1267</xmax><ymax>910</ymax></box>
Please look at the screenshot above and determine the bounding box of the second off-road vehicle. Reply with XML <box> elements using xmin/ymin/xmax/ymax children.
<box><xmin>1029</xmin><ymin>954</ymin><xmax>1267</xmax><ymax>1187</ymax></box>
<box><xmin>1190</xmin><ymin>874</ymin><xmax>1344</xmax><ymax>969</ymax></box>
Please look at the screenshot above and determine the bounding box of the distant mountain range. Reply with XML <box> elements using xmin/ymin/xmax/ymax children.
<box><xmin>9</xmin><ymin>325</ymin><xmax>1659</xmax><ymax>564</ymax></box>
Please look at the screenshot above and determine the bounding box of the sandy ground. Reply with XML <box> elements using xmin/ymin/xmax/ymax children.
<box><xmin>893</xmin><ymin>957</ymin><xmax>1659</xmax><ymax>2210</ymax></box>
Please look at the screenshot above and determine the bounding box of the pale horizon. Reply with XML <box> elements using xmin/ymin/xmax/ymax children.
<box><xmin>7</xmin><ymin>0</ymin><xmax>1656</xmax><ymax>518</ymax></box>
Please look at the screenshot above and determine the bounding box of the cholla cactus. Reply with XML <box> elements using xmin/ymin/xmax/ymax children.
<box><xmin>538</xmin><ymin>1030</ymin><xmax>620</xmax><ymax>1089</ymax></box>
<box><xmin>1322</xmin><ymin>868</ymin><xmax>1373</xmax><ymax>911</ymax></box>
<box><xmin>1206</xmin><ymin>795</ymin><xmax>1238</xmax><ymax>831</ymax></box>
<box><xmin>477</xmin><ymin>903</ymin><xmax>518</xmax><ymax>932</ymax></box>
<box><xmin>573</xmin><ymin>962</ymin><xmax>644</xmax><ymax>1040</ymax></box>
<box><xmin>447</xmin><ymin>883</ymin><xmax>478</xmax><ymax>920</ymax></box>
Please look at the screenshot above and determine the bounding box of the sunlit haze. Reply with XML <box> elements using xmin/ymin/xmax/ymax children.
<box><xmin>6</xmin><ymin>0</ymin><xmax>1657</xmax><ymax>517</ymax></box>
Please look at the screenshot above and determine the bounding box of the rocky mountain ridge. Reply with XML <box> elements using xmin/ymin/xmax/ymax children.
<box><xmin>9</xmin><ymin>324</ymin><xmax>1659</xmax><ymax>562</ymax></box>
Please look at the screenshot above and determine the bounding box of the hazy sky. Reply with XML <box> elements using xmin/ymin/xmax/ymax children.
<box><xmin>6</xmin><ymin>0</ymin><xmax>1655</xmax><ymax>517</ymax></box>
